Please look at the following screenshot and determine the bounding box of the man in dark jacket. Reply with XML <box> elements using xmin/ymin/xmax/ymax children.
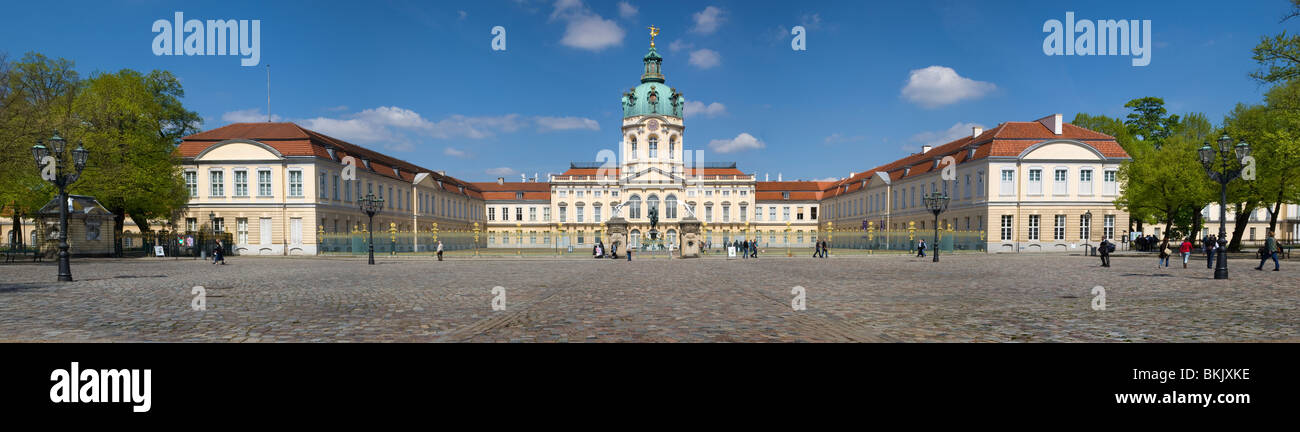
<box><xmin>1099</xmin><ymin>237</ymin><xmax>1111</xmax><ymax>267</ymax></box>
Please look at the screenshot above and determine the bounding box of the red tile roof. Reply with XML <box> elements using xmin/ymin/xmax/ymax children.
<box><xmin>472</xmin><ymin>182</ymin><xmax>552</xmax><ymax>201</ymax></box>
<box><xmin>179</xmin><ymin>122</ymin><xmax>481</xmax><ymax>198</ymax></box>
<box><xmin>819</xmin><ymin>116</ymin><xmax>1129</xmax><ymax>198</ymax></box>
<box><xmin>756</xmin><ymin>181</ymin><xmax>826</xmax><ymax>201</ymax></box>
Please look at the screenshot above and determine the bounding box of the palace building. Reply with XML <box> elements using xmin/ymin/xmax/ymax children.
<box><xmin>819</xmin><ymin>114</ymin><xmax>1134</xmax><ymax>252</ymax></box>
<box><xmin>36</xmin><ymin>28</ymin><xmax>1286</xmax><ymax>257</ymax></box>
<box><xmin>174</xmin><ymin>122</ymin><xmax>485</xmax><ymax>255</ymax></box>
<box><xmin>473</xmin><ymin>34</ymin><xmax>822</xmax><ymax>251</ymax></box>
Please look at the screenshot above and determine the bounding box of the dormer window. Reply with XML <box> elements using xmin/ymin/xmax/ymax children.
<box><xmin>362</xmin><ymin>159</ymin><xmax>372</xmax><ymax>171</ymax></box>
<box><xmin>782</xmin><ymin>192</ymin><xmax>790</xmax><ymax>200</ymax></box>
<box><xmin>393</xmin><ymin>167</ymin><xmax>400</xmax><ymax>177</ymax></box>
<box><xmin>967</xmin><ymin>145</ymin><xmax>978</xmax><ymax>159</ymax></box>
<box><xmin>325</xmin><ymin>147</ymin><xmax>337</xmax><ymax>160</ymax></box>
<box><xmin>516</xmin><ymin>192</ymin><xmax>524</xmax><ymax>200</ymax></box>
<box><xmin>904</xmin><ymin>166</ymin><xmax>912</xmax><ymax>176</ymax></box>
<box><xmin>933</xmin><ymin>158</ymin><xmax>941</xmax><ymax>169</ymax></box>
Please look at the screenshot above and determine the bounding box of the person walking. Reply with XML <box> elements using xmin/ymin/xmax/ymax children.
<box><xmin>436</xmin><ymin>240</ymin><xmax>444</xmax><ymax>261</ymax></box>
<box><xmin>1205</xmin><ymin>234</ymin><xmax>1217</xmax><ymax>269</ymax></box>
<box><xmin>626</xmin><ymin>245</ymin><xmax>633</xmax><ymax>261</ymax></box>
<box><xmin>751</xmin><ymin>239</ymin><xmax>759</xmax><ymax>258</ymax></box>
<box><xmin>212</xmin><ymin>239</ymin><xmax>226</xmax><ymax>265</ymax></box>
<box><xmin>741</xmin><ymin>239</ymin><xmax>749</xmax><ymax>259</ymax></box>
<box><xmin>916</xmin><ymin>238</ymin><xmax>926</xmax><ymax>258</ymax></box>
<box><xmin>1180</xmin><ymin>237</ymin><xmax>1193</xmax><ymax>269</ymax></box>
<box><xmin>1099</xmin><ymin>237</ymin><xmax>1112</xmax><ymax>267</ymax></box>
<box><xmin>1158</xmin><ymin>237</ymin><xmax>1171</xmax><ymax>269</ymax></box>
<box><xmin>1255</xmin><ymin>230</ymin><xmax>1281</xmax><ymax>271</ymax></box>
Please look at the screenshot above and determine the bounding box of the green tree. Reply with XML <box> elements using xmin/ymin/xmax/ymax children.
<box><xmin>72</xmin><ymin>69</ymin><xmax>200</xmax><ymax>251</ymax></box>
<box><xmin>1251</xmin><ymin>0</ymin><xmax>1300</xmax><ymax>83</ymax></box>
<box><xmin>1220</xmin><ymin>104</ymin><xmax>1283</xmax><ymax>251</ymax></box>
<box><xmin>1114</xmin><ymin>113</ymin><xmax>1216</xmax><ymax>245</ymax></box>
<box><xmin>1123</xmin><ymin>97</ymin><xmax>1181</xmax><ymax>149</ymax></box>
<box><xmin>0</xmin><ymin>52</ymin><xmax>79</xmax><ymax>247</ymax></box>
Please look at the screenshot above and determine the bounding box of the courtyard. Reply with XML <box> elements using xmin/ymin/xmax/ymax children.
<box><xmin>0</xmin><ymin>253</ymin><xmax>1295</xmax><ymax>342</ymax></box>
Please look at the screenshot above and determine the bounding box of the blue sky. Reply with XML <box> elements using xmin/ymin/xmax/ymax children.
<box><xmin>2</xmin><ymin>0</ymin><xmax>1289</xmax><ymax>182</ymax></box>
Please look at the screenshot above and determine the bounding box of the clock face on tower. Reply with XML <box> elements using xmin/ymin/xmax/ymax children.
<box><xmin>647</xmin><ymin>119</ymin><xmax>659</xmax><ymax>131</ymax></box>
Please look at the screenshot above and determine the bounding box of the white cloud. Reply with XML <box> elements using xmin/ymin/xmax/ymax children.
<box><xmin>323</xmin><ymin>105</ymin><xmax>349</xmax><ymax>112</ymax></box>
<box><xmin>535</xmin><ymin>116</ymin><xmax>600</xmax><ymax>131</ymax></box>
<box><xmin>298</xmin><ymin>107</ymin><xmax>530</xmax><ymax>151</ymax></box>
<box><xmin>910</xmin><ymin>122</ymin><xmax>985</xmax><ymax>148</ymax></box>
<box><xmin>800</xmin><ymin>13</ymin><xmax>823</xmax><ymax>30</ymax></box>
<box><xmin>683</xmin><ymin>100</ymin><xmax>727</xmax><ymax>118</ymax></box>
<box><xmin>812</xmin><ymin>176</ymin><xmax>840</xmax><ymax>182</ymax></box>
<box><xmin>689</xmin><ymin>49</ymin><xmax>721</xmax><ymax>69</ymax></box>
<box><xmin>824</xmin><ymin>133</ymin><xmax>865</xmax><ymax>144</ymax></box>
<box><xmin>486</xmin><ymin>167</ymin><xmax>518</xmax><ymax>176</ymax></box>
<box><xmin>552</xmin><ymin>0</ymin><xmax>625</xmax><ymax>51</ymax></box>
<box><xmin>668</xmin><ymin>39</ymin><xmax>693</xmax><ymax>52</ymax></box>
<box><xmin>691</xmin><ymin>6</ymin><xmax>724</xmax><ymax>34</ymax></box>
<box><xmin>618</xmin><ymin>1</ymin><xmax>638</xmax><ymax>19</ymax></box>
<box><xmin>222</xmin><ymin>108</ymin><xmax>280</xmax><ymax>123</ymax></box>
<box><xmin>444</xmin><ymin>147</ymin><xmax>469</xmax><ymax>158</ymax></box>
<box><xmin>900</xmin><ymin>66</ymin><xmax>996</xmax><ymax>108</ymax></box>
<box><xmin>709</xmin><ymin>132</ymin><xmax>764</xmax><ymax>154</ymax></box>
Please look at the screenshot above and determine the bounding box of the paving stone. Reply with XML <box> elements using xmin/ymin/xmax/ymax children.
<box><xmin>0</xmin><ymin>254</ymin><xmax>1295</xmax><ymax>342</ymax></box>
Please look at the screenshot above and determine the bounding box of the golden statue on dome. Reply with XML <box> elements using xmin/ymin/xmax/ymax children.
<box><xmin>648</xmin><ymin>25</ymin><xmax>660</xmax><ymax>46</ymax></box>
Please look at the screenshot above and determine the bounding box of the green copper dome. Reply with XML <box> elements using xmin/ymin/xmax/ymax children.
<box><xmin>622</xmin><ymin>45</ymin><xmax>683</xmax><ymax>118</ymax></box>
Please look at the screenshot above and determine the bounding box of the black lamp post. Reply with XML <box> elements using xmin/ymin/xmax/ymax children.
<box><xmin>923</xmin><ymin>192</ymin><xmax>950</xmax><ymax>263</ymax></box>
<box><xmin>208</xmin><ymin>211</ymin><xmax>216</xmax><ymax>258</ymax></box>
<box><xmin>1199</xmin><ymin>134</ymin><xmax>1251</xmax><ymax>280</ymax></box>
<box><xmin>359</xmin><ymin>192</ymin><xmax>384</xmax><ymax>265</ymax></box>
<box><xmin>31</xmin><ymin>131</ymin><xmax>89</xmax><ymax>282</ymax></box>
<box><xmin>1084</xmin><ymin>210</ymin><xmax>1093</xmax><ymax>255</ymax></box>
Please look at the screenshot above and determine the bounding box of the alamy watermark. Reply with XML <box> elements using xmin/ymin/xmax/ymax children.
<box><xmin>152</xmin><ymin>12</ymin><xmax>261</xmax><ymax>66</ymax></box>
<box><xmin>1043</xmin><ymin>12</ymin><xmax>1151</xmax><ymax>67</ymax></box>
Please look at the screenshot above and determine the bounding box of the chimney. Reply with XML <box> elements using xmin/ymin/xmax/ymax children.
<box><xmin>972</xmin><ymin>126</ymin><xmax>983</xmax><ymax>138</ymax></box>
<box><xmin>438</xmin><ymin>170</ymin><xmax>446</xmax><ymax>176</ymax></box>
<box><xmin>778</xmin><ymin>172</ymin><xmax>783</xmax><ymax>181</ymax></box>
<box><xmin>1038</xmin><ymin>114</ymin><xmax>1063</xmax><ymax>135</ymax></box>
<box><xmin>497</xmin><ymin>177</ymin><xmax>504</xmax><ymax>185</ymax></box>
<box><xmin>765</xmin><ymin>173</ymin><xmax>770</xmax><ymax>182</ymax></box>
<box><xmin>921</xmin><ymin>145</ymin><xmax>932</xmax><ymax>154</ymax></box>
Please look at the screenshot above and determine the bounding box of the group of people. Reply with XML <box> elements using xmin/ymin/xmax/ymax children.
<box><xmin>812</xmin><ymin>240</ymin><xmax>829</xmax><ymax>258</ymax></box>
<box><xmin>731</xmin><ymin>239</ymin><xmax>759</xmax><ymax>258</ymax></box>
<box><xmin>1099</xmin><ymin>230</ymin><xmax>1284</xmax><ymax>272</ymax></box>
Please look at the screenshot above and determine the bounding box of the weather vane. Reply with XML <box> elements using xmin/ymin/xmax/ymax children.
<box><xmin>648</xmin><ymin>25</ymin><xmax>660</xmax><ymax>47</ymax></box>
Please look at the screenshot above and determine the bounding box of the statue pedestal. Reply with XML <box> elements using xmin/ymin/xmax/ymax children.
<box><xmin>678</xmin><ymin>216</ymin><xmax>702</xmax><ymax>259</ymax></box>
<box><xmin>605</xmin><ymin>217</ymin><xmax>629</xmax><ymax>257</ymax></box>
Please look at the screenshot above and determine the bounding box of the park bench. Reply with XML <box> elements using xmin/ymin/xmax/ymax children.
<box><xmin>2</xmin><ymin>247</ymin><xmax>44</xmax><ymax>263</ymax></box>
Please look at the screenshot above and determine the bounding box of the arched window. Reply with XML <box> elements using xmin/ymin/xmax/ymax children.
<box><xmin>630</xmin><ymin>229</ymin><xmax>641</xmax><ymax>248</ymax></box>
<box><xmin>628</xmin><ymin>195</ymin><xmax>642</xmax><ymax>219</ymax></box>
<box><xmin>667</xmin><ymin>229</ymin><xmax>678</xmax><ymax>247</ymax></box>
<box><xmin>648</xmin><ymin>136</ymin><xmax>658</xmax><ymax>158</ymax></box>
<box><xmin>665</xmin><ymin>194</ymin><xmax>678</xmax><ymax>219</ymax></box>
<box><xmin>669</xmin><ymin>136</ymin><xmax>676</xmax><ymax>159</ymax></box>
<box><xmin>629</xmin><ymin>136</ymin><xmax>638</xmax><ymax>159</ymax></box>
<box><xmin>647</xmin><ymin>194</ymin><xmax>660</xmax><ymax>218</ymax></box>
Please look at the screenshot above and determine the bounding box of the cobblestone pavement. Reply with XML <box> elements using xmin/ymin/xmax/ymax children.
<box><xmin>0</xmin><ymin>253</ymin><xmax>1296</xmax><ymax>342</ymax></box>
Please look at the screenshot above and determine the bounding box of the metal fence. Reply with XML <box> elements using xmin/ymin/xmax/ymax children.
<box><xmin>118</xmin><ymin>231</ymin><xmax>234</xmax><ymax>258</ymax></box>
<box><xmin>319</xmin><ymin>230</ymin><xmax>483</xmax><ymax>255</ymax></box>
<box><xmin>826</xmin><ymin>229</ymin><xmax>987</xmax><ymax>252</ymax></box>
